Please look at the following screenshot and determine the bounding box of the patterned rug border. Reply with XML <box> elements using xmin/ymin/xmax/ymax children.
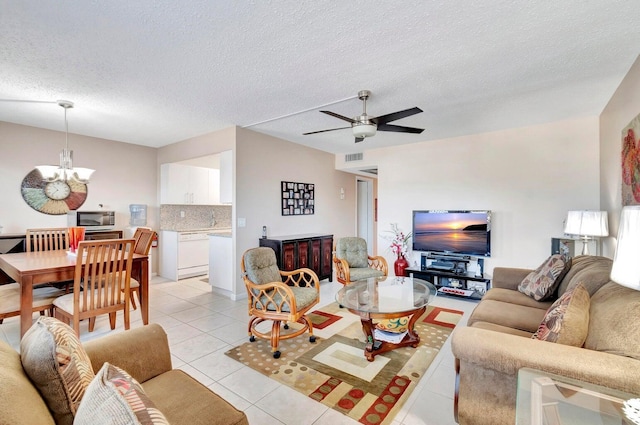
<box><xmin>225</xmin><ymin>303</ymin><xmax>463</xmax><ymax>425</ymax></box>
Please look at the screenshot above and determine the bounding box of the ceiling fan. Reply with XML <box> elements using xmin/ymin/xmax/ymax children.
<box><xmin>303</xmin><ymin>90</ymin><xmax>425</xmax><ymax>143</ymax></box>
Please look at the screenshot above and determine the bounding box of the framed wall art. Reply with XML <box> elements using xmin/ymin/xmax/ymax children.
<box><xmin>622</xmin><ymin>112</ymin><xmax>640</xmax><ymax>206</ymax></box>
<box><xmin>281</xmin><ymin>181</ymin><xmax>314</xmax><ymax>215</ymax></box>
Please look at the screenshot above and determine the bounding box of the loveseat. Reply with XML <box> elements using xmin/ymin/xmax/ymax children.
<box><xmin>451</xmin><ymin>255</ymin><xmax>640</xmax><ymax>425</ymax></box>
<box><xmin>0</xmin><ymin>321</ymin><xmax>249</xmax><ymax>425</ymax></box>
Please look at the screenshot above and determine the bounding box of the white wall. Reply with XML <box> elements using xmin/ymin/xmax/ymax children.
<box><xmin>158</xmin><ymin>126</ymin><xmax>357</xmax><ymax>298</ymax></box>
<box><xmin>600</xmin><ymin>55</ymin><xmax>640</xmax><ymax>257</ymax></box>
<box><xmin>0</xmin><ymin>121</ymin><xmax>158</xmax><ymax>233</ymax></box>
<box><xmin>234</xmin><ymin>127</ymin><xmax>356</xmax><ymax>297</ymax></box>
<box><xmin>338</xmin><ymin>116</ymin><xmax>601</xmax><ymax>274</ymax></box>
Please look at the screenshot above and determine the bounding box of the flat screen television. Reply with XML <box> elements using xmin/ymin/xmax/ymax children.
<box><xmin>412</xmin><ymin>210</ymin><xmax>491</xmax><ymax>257</ymax></box>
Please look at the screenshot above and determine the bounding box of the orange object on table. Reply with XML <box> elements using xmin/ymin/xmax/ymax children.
<box><xmin>69</xmin><ymin>227</ymin><xmax>86</xmax><ymax>253</ymax></box>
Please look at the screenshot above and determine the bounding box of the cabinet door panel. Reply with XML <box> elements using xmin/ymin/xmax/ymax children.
<box><xmin>311</xmin><ymin>239</ymin><xmax>321</xmax><ymax>273</ymax></box>
<box><xmin>297</xmin><ymin>240</ymin><xmax>310</xmax><ymax>269</ymax></box>
<box><xmin>320</xmin><ymin>237</ymin><xmax>333</xmax><ymax>278</ymax></box>
<box><xmin>282</xmin><ymin>242</ymin><xmax>296</xmax><ymax>271</ymax></box>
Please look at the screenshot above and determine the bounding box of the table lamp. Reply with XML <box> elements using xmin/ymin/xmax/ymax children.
<box><xmin>610</xmin><ymin>206</ymin><xmax>640</xmax><ymax>290</ymax></box>
<box><xmin>564</xmin><ymin>210</ymin><xmax>609</xmax><ymax>255</ymax></box>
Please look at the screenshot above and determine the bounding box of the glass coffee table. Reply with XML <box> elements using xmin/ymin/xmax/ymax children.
<box><xmin>335</xmin><ymin>276</ymin><xmax>437</xmax><ymax>362</ymax></box>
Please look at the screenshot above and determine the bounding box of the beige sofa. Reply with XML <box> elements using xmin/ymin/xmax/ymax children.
<box><xmin>451</xmin><ymin>255</ymin><xmax>640</xmax><ymax>425</ymax></box>
<box><xmin>0</xmin><ymin>323</ymin><xmax>248</xmax><ymax>425</ymax></box>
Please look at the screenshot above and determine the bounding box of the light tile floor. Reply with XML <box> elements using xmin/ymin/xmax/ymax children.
<box><xmin>0</xmin><ymin>276</ymin><xmax>478</xmax><ymax>425</ymax></box>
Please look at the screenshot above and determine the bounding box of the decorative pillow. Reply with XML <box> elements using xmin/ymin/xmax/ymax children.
<box><xmin>518</xmin><ymin>255</ymin><xmax>571</xmax><ymax>301</ymax></box>
<box><xmin>532</xmin><ymin>282</ymin><xmax>590</xmax><ymax>346</ymax></box>
<box><xmin>74</xmin><ymin>362</ymin><xmax>170</xmax><ymax>425</ymax></box>
<box><xmin>20</xmin><ymin>316</ymin><xmax>95</xmax><ymax>425</ymax></box>
<box><xmin>375</xmin><ymin>317</ymin><xmax>409</xmax><ymax>333</ymax></box>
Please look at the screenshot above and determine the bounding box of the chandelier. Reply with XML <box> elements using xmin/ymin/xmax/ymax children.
<box><xmin>36</xmin><ymin>100</ymin><xmax>94</xmax><ymax>183</ymax></box>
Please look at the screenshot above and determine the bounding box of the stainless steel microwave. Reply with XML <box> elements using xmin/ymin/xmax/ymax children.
<box><xmin>67</xmin><ymin>211</ymin><xmax>116</xmax><ymax>229</ymax></box>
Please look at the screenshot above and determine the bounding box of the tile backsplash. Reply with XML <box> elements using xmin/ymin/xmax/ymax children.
<box><xmin>160</xmin><ymin>204</ymin><xmax>231</xmax><ymax>231</ymax></box>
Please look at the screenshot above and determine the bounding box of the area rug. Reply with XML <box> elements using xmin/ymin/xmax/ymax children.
<box><xmin>225</xmin><ymin>302</ymin><xmax>463</xmax><ymax>425</ymax></box>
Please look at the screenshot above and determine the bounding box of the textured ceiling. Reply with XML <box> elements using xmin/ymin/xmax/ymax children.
<box><xmin>1</xmin><ymin>1</ymin><xmax>639</xmax><ymax>154</ymax></box>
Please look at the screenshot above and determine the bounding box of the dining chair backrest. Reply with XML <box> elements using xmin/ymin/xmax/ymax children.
<box><xmin>26</xmin><ymin>227</ymin><xmax>70</xmax><ymax>252</ymax></box>
<box><xmin>73</xmin><ymin>239</ymin><xmax>135</xmax><ymax>315</ymax></box>
<box><xmin>133</xmin><ymin>227</ymin><xmax>155</xmax><ymax>255</ymax></box>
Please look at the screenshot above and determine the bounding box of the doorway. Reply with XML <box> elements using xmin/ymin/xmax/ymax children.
<box><xmin>356</xmin><ymin>177</ymin><xmax>374</xmax><ymax>255</ymax></box>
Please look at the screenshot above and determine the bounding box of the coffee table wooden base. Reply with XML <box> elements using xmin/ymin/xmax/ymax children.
<box><xmin>351</xmin><ymin>305</ymin><xmax>426</xmax><ymax>362</ymax></box>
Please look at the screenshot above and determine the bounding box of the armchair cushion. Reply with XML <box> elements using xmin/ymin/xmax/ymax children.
<box><xmin>20</xmin><ymin>316</ymin><xmax>95</xmax><ymax>425</ymax></box>
<box><xmin>518</xmin><ymin>254</ymin><xmax>571</xmax><ymax>301</ymax></box>
<box><xmin>243</xmin><ymin>247</ymin><xmax>282</xmax><ymax>284</ymax></box>
<box><xmin>348</xmin><ymin>267</ymin><xmax>385</xmax><ymax>281</ymax></box>
<box><xmin>260</xmin><ymin>286</ymin><xmax>318</xmax><ymax>312</ymax></box>
<box><xmin>532</xmin><ymin>282</ymin><xmax>590</xmax><ymax>346</ymax></box>
<box><xmin>336</xmin><ymin>237</ymin><xmax>369</xmax><ymax>268</ymax></box>
<box><xmin>74</xmin><ymin>363</ymin><xmax>169</xmax><ymax>425</ymax></box>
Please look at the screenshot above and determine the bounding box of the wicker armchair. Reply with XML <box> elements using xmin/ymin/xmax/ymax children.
<box><xmin>241</xmin><ymin>247</ymin><xmax>319</xmax><ymax>359</ymax></box>
<box><xmin>333</xmin><ymin>237</ymin><xmax>388</xmax><ymax>285</ymax></box>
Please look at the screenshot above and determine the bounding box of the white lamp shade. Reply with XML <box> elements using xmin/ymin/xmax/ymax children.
<box><xmin>564</xmin><ymin>210</ymin><xmax>609</xmax><ymax>237</ymax></box>
<box><xmin>611</xmin><ymin>206</ymin><xmax>640</xmax><ymax>290</ymax></box>
<box><xmin>352</xmin><ymin>123</ymin><xmax>377</xmax><ymax>138</ymax></box>
<box><xmin>35</xmin><ymin>165</ymin><xmax>60</xmax><ymax>180</ymax></box>
<box><xmin>72</xmin><ymin>167</ymin><xmax>95</xmax><ymax>182</ymax></box>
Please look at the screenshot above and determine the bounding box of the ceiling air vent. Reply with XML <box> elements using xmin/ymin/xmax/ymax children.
<box><xmin>345</xmin><ymin>153</ymin><xmax>363</xmax><ymax>162</ymax></box>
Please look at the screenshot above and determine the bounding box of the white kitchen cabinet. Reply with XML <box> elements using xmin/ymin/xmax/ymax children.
<box><xmin>159</xmin><ymin>230</ymin><xmax>209</xmax><ymax>280</ymax></box>
<box><xmin>208</xmin><ymin>168</ymin><xmax>220</xmax><ymax>205</ymax></box>
<box><xmin>219</xmin><ymin>150</ymin><xmax>232</xmax><ymax>204</ymax></box>
<box><xmin>209</xmin><ymin>234</ymin><xmax>233</xmax><ymax>293</ymax></box>
<box><xmin>160</xmin><ymin>163</ymin><xmax>212</xmax><ymax>204</ymax></box>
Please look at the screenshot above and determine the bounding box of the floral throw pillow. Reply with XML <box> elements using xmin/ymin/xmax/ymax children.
<box><xmin>532</xmin><ymin>282</ymin><xmax>590</xmax><ymax>346</ymax></box>
<box><xmin>518</xmin><ymin>254</ymin><xmax>571</xmax><ymax>301</ymax></box>
<box><xmin>74</xmin><ymin>362</ymin><xmax>170</xmax><ymax>425</ymax></box>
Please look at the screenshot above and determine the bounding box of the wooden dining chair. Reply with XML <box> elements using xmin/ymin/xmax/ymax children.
<box><xmin>26</xmin><ymin>227</ymin><xmax>70</xmax><ymax>252</ymax></box>
<box><xmin>26</xmin><ymin>227</ymin><xmax>73</xmax><ymax>293</ymax></box>
<box><xmin>128</xmin><ymin>227</ymin><xmax>155</xmax><ymax>310</ymax></box>
<box><xmin>53</xmin><ymin>239</ymin><xmax>135</xmax><ymax>336</ymax></box>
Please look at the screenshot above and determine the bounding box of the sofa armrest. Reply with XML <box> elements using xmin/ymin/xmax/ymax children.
<box><xmin>452</xmin><ymin>326</ymin><xmax>640</xmax><ymax>393</ymax></box>
<box><xmin>83</xmin><ymin>323</ymin><xmax>172</xmax><ymax>384</ymax></box>
<box><xmin>491</xmin><ymin>267</ymin><xmax>532</xmax><ymax>291</ymax></box>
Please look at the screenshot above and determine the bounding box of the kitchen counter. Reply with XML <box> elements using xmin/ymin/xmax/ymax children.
<box><xmin>208</xmin><ymin>230</ymin><xmax>232</xmax><ymax>238</ymax></box>
<box><xmin>162</xmin><ymin>227</ymin><xmax>231</xmax><ymax>234</ymax></box>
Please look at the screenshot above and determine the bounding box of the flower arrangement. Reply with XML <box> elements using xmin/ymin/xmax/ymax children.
<box><xmin>384</xmin><ymin>223</ymin><xmax>412</xmax><ymax>258</ymax></box>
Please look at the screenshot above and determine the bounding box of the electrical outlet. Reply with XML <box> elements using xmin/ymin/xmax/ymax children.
<box><xmin>180</xmin><ymin>211</ymin><xmax>185</xmax><ymax>218</ymax></box>
<box><xmin>237</xmin><ymin>217</ymin><xmax>246</xmax><ymax>227</ymax></box>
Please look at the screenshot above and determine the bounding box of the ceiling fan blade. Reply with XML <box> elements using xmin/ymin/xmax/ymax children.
<box><xmin>377</xmin><ymin>123</ymin><xmax>424</xmax><ymax>134</ymax></box>
<box><xmin>373</xmin><ymin>107</ymin><xmax>423</xmax><ymax>125</ymax></box>
<box><xmin>303</xmin><ymin>126</ymin><xmax>351</xmax><ymax>135</ymax></box>
<box><xmin>355</xmin><ymin>136</ymin><xmax>365</xmax><ymax>143</ymax></box>
<box><xmin>321</xmin><ymin>110</ymin><xmax>356</xmax><ymax>123</ymax></box>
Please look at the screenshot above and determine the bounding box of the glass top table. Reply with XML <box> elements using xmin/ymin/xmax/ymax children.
<box><xmin>517</xmin><ymin>367</ymin><xmax>638</xmax><ymax>425</ymax></box>
<box><xmin>335</xmin><ymin>276</ymin><xmax>437</xmax><ymax>361</ymax></box>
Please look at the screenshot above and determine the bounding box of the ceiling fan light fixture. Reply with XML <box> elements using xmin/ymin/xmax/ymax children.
<box><xmin>352</xmin><ymin>123</ymin><xmax>377</xmax><ymax>138</ymax></box>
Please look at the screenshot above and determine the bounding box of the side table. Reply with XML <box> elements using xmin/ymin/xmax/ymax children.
<box><xmin>516</xmin><ymin>367</ymin><xmax>638</xmax><ymax>424</ymax></box>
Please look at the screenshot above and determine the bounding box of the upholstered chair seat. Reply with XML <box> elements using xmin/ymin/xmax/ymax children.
<box><xmin>0</xmin><ymin>283</ymin><xmax>64</xmax><ymax>324</ymax></box>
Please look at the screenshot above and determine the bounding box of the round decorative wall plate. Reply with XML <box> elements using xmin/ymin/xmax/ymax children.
<box><xmin>21</xmin><ymin>169</ymin><xmax>88</xmax><ymax>215</ymax></box>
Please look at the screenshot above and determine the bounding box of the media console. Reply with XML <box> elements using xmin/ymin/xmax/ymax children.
<box><xmin>403</xmin><ymin>252</ymin><xmax>491</xmax><ymax>300</ymax></box>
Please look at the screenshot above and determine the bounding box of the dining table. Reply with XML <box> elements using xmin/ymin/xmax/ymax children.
<box><xmin>0</xmin><ymin>250</ymin><xmax>149</xmax><ymax>338</ymax></box>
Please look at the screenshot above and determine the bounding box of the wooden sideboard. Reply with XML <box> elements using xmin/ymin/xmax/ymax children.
<box><xmin>259</xmin><ymin>233</ymin><xmax>333</xmax><ymax>282</ymax></box>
